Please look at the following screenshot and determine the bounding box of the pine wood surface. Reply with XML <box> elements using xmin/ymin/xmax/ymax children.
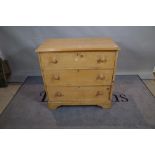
<box><xmin>36</xmin><ymin>38</ymin><xmax>120</xmax><ymax>52</ymax></box>
<box><xmin>43</xmin><ymin>69</ymin><xmax>113</xmax><ymax>86</ymax></box>
<box><xmin>47</xmin><ymin>86</ymin><xmax>110</xmax><ymax>102</ymax></box>
<box><xmin>143</xmin><ymin>79</ymin><xmax>155</xmax><ymax>96</ymax></box>
<box><xmin>37</xmin><ymin>38</ymin><xmax>119</xmax><ymax>109</ymax></box>
<box><xmin>40</xmin><ymin>52</ymin><xmax>116</xmax><ymax>69</ymax></box>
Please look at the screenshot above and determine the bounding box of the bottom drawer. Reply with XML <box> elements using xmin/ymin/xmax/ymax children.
<box><xmin>47</xmin><ymin>86</ymin><xmax>111</xmax><ymax>102</ymax></box>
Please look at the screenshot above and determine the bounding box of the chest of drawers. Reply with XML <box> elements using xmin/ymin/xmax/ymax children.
<box><xmin>36</xmin><ymin>38</ymin><xmax>119</xmax><ymax>109</ymax></box>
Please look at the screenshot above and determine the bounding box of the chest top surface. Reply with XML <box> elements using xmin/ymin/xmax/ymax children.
<box><xmin>36</xmin><ymin>38</ymin><xmax>120</xmax><ymax>52</ymax></box>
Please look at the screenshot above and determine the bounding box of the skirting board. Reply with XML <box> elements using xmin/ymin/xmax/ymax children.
<box><xmin>117</xmin><ymin>71</ymin><xmax>155</xmax><ymax>80</ymax></box>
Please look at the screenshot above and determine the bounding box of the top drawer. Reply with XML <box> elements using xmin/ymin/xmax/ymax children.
<box><xmin>39</xmin><ymin>51</ymin><xmax>116</xmax><ymax>69</ymax></box>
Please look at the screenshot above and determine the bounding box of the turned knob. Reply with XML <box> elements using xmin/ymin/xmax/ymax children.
<box><xmin>97</xmin><ymin>57</ymin><xmax>107</xmax><ymax>63</ymax></box>
<box><xmin>52</xmin><ymin>74</ymin><xmax>60</xmax><ymax>80</ymax></box>
<box><xmin>96</xmin><ymin>74</ymin><xmax>105</xmax><ymax>80</ymax></box>
<box><xmin>50</xmin><ymin>57</ymin><xmax>58</xmax><ymax>64</ymax></box>
<box><xmin>80</xmin><ymin>54</ymin><xmax>84</xmax><ymax>58</ymax></box>
<box><xmin>96</xmin><ymin>91</ymin><xmax>103</xmax><ymax>96</ymax></box>
<box><xmin>55</xmin><ymin>91</ymin><xmax>63</xmax><ymax>97</ymax></box>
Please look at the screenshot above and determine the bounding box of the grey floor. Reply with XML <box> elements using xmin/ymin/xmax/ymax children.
<box><xmin>0</xmin><ymin>84</ymin><xmax>21</xmax><ymax>114</ymax></box>
<box><xmin>0</xmin><ymin>75</ymin><xmax>155</xmax><ymax>129</ymax></box>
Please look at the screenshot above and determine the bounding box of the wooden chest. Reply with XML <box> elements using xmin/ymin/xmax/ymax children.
<box><xmin>36</xmin><ymin>38</ymin><xmax>119</xmax><ymax>109</ymax></box>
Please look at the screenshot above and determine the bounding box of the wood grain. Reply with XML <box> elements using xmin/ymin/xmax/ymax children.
<box><xmin>143</xmin><ymin>79</ymin><xmax>155</xmax><ymax>96</ymax></box>
<box><xmin>36</xmin><ymin>38</ymin><xmax>119</xmax><ymax>109</ymax></box>
<box><xmin>40</xmin><ymin>52</ymin><xmax>116</xmax><ymax>69</ymax></box>
<box><xmin>43</xmin><ymin>69</ymin><xmax>113</xmax><ymax>86</ymax></box>
<box><xmin>47</xmin><ymin>86</ymin><xmax>110</xmax><ymax>102</ymax></box>
<box><xmin>36</xmin><ymin>38</ymin><xmax>120</xmax><ymax>52</ymax></box>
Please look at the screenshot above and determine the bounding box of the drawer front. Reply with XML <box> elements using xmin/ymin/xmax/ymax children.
<box><xmin>43</xmin><ymin>69</ymin><xmax>113</xmax><ymax>86</ymax></box>
<box><xmin>40</xmin><ymin>52</ymin><xmax>116</xmax><ymax>69</ymax></box>
<box><xmin>47</xmin><ymin>86</ymin><xmax>110</xmax><ymax>102</ymax></box>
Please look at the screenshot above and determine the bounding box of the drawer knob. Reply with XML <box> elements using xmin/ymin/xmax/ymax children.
<box><xmin>52</xmin><ymin>75</ymin><xmax>60</xmax><ymax>80</ymax></box>
<box><xmin>96</xmin><ymin>91</ymin><xmax>103</xmax><ymax>96</ymax></box>
<box><xmin>55</xmin><ymin>91</ymin><xmax>63</xmax><ymax>97</ymax></box>
<box><xmin>50</xmin><ymin>57</ymin><xmax>58</xmax><ymax>64</ymax></box>
<box><xmin>97</xmin><ymin>57</ymin><xmax>107</xmax><ymax>63</ymax></box>
<box><xmin>97</xmin><ymin>74</ymin><xmax>105</xmax><ymax>80</ymax></box>
<box><xmin>80</xmin><ymin>54</ymin><xmax>84</xmax><ymax>58</ymax></box>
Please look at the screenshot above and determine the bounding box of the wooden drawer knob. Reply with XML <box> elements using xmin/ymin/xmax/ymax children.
<box><xmin>52</xmin><ymin>75</ymin><xmax>60</xmax><ymax>80</ymax></box>
<box><xmin>55</xmin><ymin>91</ymin><xmax>63</xmax><ymax>97</ymax></box>
<box><xmin>96</xmin><ymin>74</ymin><xmax>105</xmax><ymax>80</ymax></box>
<box><xmin>97</xmin><ymin>57</ymin><xmax>107</xmax><ymax>63</ymax></box>
<box><xmin>50</xmin><ymin>57</ymin><xmax>58</xmax><ymax>64</ymax></box>
<box><xmin>80</xmin><ymin>54</ymin><xmax>84</xmax><ymax>58</ymax></box>
<box><xmin>96</xmin><ymin>91</ymin><xmax>103</xmax><ymax>96</ymax></box>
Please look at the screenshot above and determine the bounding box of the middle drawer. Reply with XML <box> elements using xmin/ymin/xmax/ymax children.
<box><xmin>43</xmin><ymin>69</ymin><xmax>113</xmax><ymax>86</ymax></box>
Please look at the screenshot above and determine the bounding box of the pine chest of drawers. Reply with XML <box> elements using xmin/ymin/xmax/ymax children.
<box><xmin>36</xmin><ymin>38</ymin><xmax>119</xmax><ymax>109</ymax></box>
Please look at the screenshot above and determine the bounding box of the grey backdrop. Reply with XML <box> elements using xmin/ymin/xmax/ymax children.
<box><xmin>0</xmin><ymin>26</ymin><xmax>154</xmax><ymax>81</ymax></box>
